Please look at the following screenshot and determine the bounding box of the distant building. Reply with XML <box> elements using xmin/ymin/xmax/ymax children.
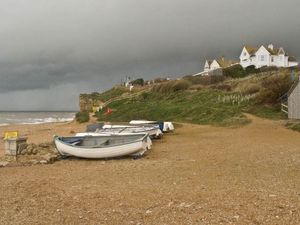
<box><xmin>125</xmin><ymin>76</ymin><xmax>132</xmax><ymax>87</ymax></box>
<box><xmin>240</xmin><ymin>44</ymin><xmax>298</xmax><ymax>69</ymax></box>
<box><xmin>203</xmin><ymin>57</ymin><xmax>238</xmax><ymax>75</ymax></box>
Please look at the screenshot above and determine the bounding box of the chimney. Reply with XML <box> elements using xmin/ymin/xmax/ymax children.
<box><xmin>268</xmin><ymin>44</ymin><xmax>274</xmax><ymax>50</ymax></box>
<box><xmin>221</xmin><ymin>56</ymin><xmax>225</xmax><ymax>61</ymax></box>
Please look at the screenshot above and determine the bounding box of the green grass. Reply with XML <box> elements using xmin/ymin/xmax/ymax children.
<box><xmin>91</xmin><ymin>69</ymin><xmax>294</xmax><ymax>126</ymax></box>
<box><xmin>286</xmin><ymin>121</ymin><xmax>300</xmax><ymax>132</ymax></box>
<box><xmin>245</xmin><ymin>104</ymin><xmax>287</xmax><ymax>120</ymax></box>
<box><xmin>96</xmin><ymin>90</ymin><xmax>250</xmax><ymax>126</ymax></box>
<box><xmin>76</xmin><ymin>111</ymin><xmax>90</xmax><ymax>123</ymax></box>
<box><xmin>80</xmin><ymin>86</ymin><xmax>131</xmax><ymax>102</ymax></box>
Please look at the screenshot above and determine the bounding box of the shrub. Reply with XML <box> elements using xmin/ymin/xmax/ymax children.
<box><xmin>256</xmin><ymin>73</ymin><xmax>292</xmax><ymax>104</ymax></box>
<box><xmin>141</xmin><ymin>91</ymin><xmax>150</xmax><ymax>100</ymax></box>
<box><xmin>172</xmin><ymin>80</ymin><xmax>191</xmax><ymax>91</ymax></box>
<box><xmin>76</xmin><ymin>111</ymin><xmax>90</xmax><ymax>123</ymax></box>
<box><xmin>223</xmin><ymin>65</ymin><xmax>278</xmax><ymax>78</ymax></box>
<box><xmin>152</xmin><ymin>82</ymin><xmax>169</xmax><ymax>93</ymax></box>
<box><xmin>152</xmin><ymin>80</ymin><xmax>191</xmax><ymax>93</ymax></box>
<box><xmin>240</xmin><ymin>83</ymin><xmax>261</xmax><ymax>95</ymax></box>
<box><xmin>84</xmin><ymin>92</ymin><xmax>101</xmax><ymax>99</ymax></box>
<box><xmin>244</xmin><ymin>65</ymin><xmax>258</xmax><ymax>75</ymax></box>
<box><xmin>210</xmin><ymin>83</ymin><xmax>232</xmax><ymax>92</ymax></box>
<box><xmin>223</xmin><ymin>65</ymin><xmax>247</xmax><ymax>78</ymax></box>
<box><xmin>183</xmin><ymin>75</ymin><xmax>225</xmax><ymax>85</ymax></box>
<box><xmin>259</xmin><ymin>66</ymin><xmax>278</xmax><ymax>73</ymax></box>
<box><xmin>131</xmin><ymin>78</ymin><xmax>144</xmax><ymax>86</ymax></box>
<box><xmin>189</xmin><ymin>84</ymin><xmax>205</xmax><ymax>91</ymax></box>
<box><xmin>154</xmin><ymin>78</ymin><xmax>169</xmax><ymax>83</ymax></box>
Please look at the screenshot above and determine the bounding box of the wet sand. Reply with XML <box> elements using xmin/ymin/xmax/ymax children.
<box><xmin>0</xmin><ymin>116</ymin><xmax>300</xmax><ymax>224</ymax></box>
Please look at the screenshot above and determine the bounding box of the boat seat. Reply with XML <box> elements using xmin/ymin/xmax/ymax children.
<box><xmin>88</xmin><ymin>139</ymin><xmax>110</xmax><ymax>148</ymax></box>
<box><xmin>64</xmin><ymin>138</ymin><xmax>83</xmax><ymax>146</ymax></box>
<box><xmin>71</xmin><ymin>141</ymin><xmax>82</xmax><ymax>146</ymax></box>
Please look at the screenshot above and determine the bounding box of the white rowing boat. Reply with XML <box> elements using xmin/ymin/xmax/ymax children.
<box><xmin>129</xmin><ymin>120</ymin><xmax>175</xmax><ymax>132</ymax></box>
<box><xmin>54</xmin><ymin>133</ymin><xmax>151</xmax><ymax>159</ymax></box>
<box><xmin>75</xmin><ymin>132</ymin><xmax>153</xmax><ymax>149</ymax></box>
<box><xmin>83</xmin><ymin>124</ymin><xmax>163</xmax><ymax>138</ymax></box>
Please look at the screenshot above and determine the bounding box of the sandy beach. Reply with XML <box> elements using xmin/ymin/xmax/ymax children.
<box><xmin>0</xmin><ymin>115</ymin><xmax>300</xmax><ymax>224</ymax></box>
<box><xmin>0</xmin><ymin>121</ymin><xmax>87</xmax><ymax>158</ymax></box>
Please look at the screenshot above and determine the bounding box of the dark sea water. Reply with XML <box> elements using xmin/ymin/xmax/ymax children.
<box><xmin>0</xmin><ymin>111</ymin><xmax>75</xmax><ymax>126</ymax></box>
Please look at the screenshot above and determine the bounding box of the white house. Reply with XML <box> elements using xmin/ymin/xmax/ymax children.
<box><xmin>240</xmin><ymin>44</ymin><xmax>298</xmax><ymax>69</ymax></box>
<box><xmin>124</xmin><ymin>76</ymin><xmax>132</xmax><ymax>87</ymax></box>
<box><xmin>204</xmin><ymin>57</ymin><xmax>237</xmax><ymax>73</ymax></box>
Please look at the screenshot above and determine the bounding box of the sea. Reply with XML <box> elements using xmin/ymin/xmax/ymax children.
<box><xmin>0</xmin><ymin>111</ymin><xmax>76</xmax><ymax>126</ymax></box>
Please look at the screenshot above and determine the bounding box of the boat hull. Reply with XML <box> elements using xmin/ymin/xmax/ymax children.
<box><xmin>54</xmin><ymin>134</ymin><xmax>150</xmax><ymax>159</ymax></box>
<box><xmin>75</xmin><ymin>132</ymin><xmax>153</xmax><ymax>150</ymax></box>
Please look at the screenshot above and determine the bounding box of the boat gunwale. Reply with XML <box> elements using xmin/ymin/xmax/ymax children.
<box><xmin>100</xmin><ymin>126</ymin><xmax>160</xmax><ymax>133</ymax></box>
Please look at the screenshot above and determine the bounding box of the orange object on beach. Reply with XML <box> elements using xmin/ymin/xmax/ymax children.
<box><xmin>3</xmin><ymin>131</ymin><xmax>19</xmax><ymax>140</ymax></box>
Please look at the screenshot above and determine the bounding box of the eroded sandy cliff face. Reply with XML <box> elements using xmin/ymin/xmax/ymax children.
<box><xmin>79</xmin><ymin>94</ymin><xmax>104</xmax><ymax>112</ymax></box>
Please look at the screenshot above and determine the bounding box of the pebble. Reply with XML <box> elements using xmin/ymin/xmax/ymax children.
<box><xmin>167</xmin><ymin>201</ymin><xmax>173</xmax><ymax>207</ymax></box>
<box><xmin>20</xmin><ymin>149</ymin><xmax>27</xmax><ymax>155</ymax></box>
<box><xmin>31</xmin><ymin>160</ymin><xmax>40</xmax><ymax>165</ymax></box>
<box><xmin>145</xmin><ymin>210</ymin><xmax>152</xmax><ymax>214</ymax></box>
<box><xmin>42</xmin><ymin>154</ymin><xmax>58</xmax><ymax>164</ymax></box>
<box><xmin>39</xmin><ymin>160</ymin><xmax>48</xmax><ymax>164</ymax></box>
<box><xmin>0</xmin><ymin>161</ymin><xmax>9</xmax><ymax>167</ymax></box>
<box><xmin>32</xmin><ymin>148</ymin><xmax>38</xmax><ymax>155</ymax></box>
<box><xmin>269</xmin><ymin>194</ymin><xmax>277</xmax><ymax>198</ymax></box>
<box><xmin>178</xmin><ymin>202</ymin><xmax>192</xmax><ymax>208</ymax></box>
<box><xmin>27</xmin><ymin>148</ymin><xmax>33</xmax><ymax>155</ymax></box>
<box><xmin>233</xmin><ymin>215</ymin><xmax>239</xmax><ymax>220</ymax></box>
<box><xmin>39</xmin><ymin>143</ymin><xmax>51</xmax><ymax>148</ymax></box>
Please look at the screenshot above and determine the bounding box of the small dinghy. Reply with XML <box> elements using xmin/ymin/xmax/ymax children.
<box><xmin>129</xmin><ymin>120</ymin><xmax>175</xmax><ymax>132</ymax></box>
<box><xmin>101</xmin><ymin>124</ymin><xmax>163</xmax><ymax>138</ymax></box>
<box><xmin>54</xmin><ymin>133</ymin><xmax>151</xmax><ymax>159</ymax></box>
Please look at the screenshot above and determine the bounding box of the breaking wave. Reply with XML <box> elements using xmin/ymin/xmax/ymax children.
<box><xmin>20</xmin><ymin>117</ymin><xmax>74</xmax><ymax>125</ymax></box>
<box><xmin>0</xmin><ymin>112</ymin><xmax>75</xmax><ymax>125</ymax></box>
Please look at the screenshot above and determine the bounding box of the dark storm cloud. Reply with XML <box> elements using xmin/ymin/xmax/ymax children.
<box><xmin>0</xmin><ymin>0</ymin><xmax>300</xmax><ymax>110</ymax></box>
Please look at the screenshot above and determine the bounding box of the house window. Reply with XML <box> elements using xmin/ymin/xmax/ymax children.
<box><xmin>244</xmin><ymin>52</ymin><xmax>247</xmax><ymax>56</ymax></box>
<box><xmin>260</xmin><ymin>55</ymin><xmax>265</xmax><ymax>61</ymax></box>
<box><xmin>271</xmin><ymin>57</ymin><xmax>274</xmax><ymax>62</ymax></box>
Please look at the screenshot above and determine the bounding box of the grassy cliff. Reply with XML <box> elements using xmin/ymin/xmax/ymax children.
<box><xmin>96</xmin><ymin>90</ymin><xmax>250</xmax><ymax>126</ymax></box>
<box><xmin>91</xmin><ymin>67</ymin><xmax>296</xmax><ymax>126</ymax></box>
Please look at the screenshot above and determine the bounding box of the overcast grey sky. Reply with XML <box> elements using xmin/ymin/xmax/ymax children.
<box><xmin>0</xmin><ymin>0</ymin><xmax>300</xmax><ymax>110</ymax></box>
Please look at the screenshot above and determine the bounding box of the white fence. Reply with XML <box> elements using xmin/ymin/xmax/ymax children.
<box><xmin>281</xmin><ymin>103</ymin><xmax>288</xmax><ymax>114</ymax></box>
